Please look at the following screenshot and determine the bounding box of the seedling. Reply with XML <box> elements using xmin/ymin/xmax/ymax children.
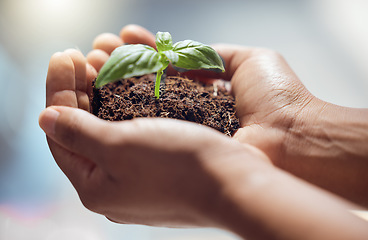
<box><xmin>95</xmin><ymin>32</ymin><xmax>225</xmax><ymax>98</ymax></box>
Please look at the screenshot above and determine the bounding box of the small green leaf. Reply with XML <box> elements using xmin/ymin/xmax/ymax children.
<box><xmin>161</xmin><ymin>50</ymin><xmax>179</xmax><ymax>63</ymax></box>
<box><xmin>170</xmin><ymin>40</ymin><xmax>225</xmax><ymax>72</ymax></box>
<box><xmin>95</xmin><ymin>44</ymin><xmax>163</xmax><ymax>88</ymax></box>
<box><xmin>156</xmin><ymin>32</ymin><xmax>173</xmax><ymax>52</ymax></box>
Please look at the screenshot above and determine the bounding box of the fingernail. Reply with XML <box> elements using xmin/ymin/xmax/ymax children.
<box><xmin>39</xmin><ymin>107</ymin><xmax>60</xmax><ymax>135</ymax></box>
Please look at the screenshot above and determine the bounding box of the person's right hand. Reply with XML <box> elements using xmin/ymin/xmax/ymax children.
<box><xmin>211</xmin><ymin>46</ymin><xmax>314</xmax><ymax>162</ymax></box>
<box><xmin>87</xmin><ymin>25</ymin><xmax>368</xmax><ymax>207</ymax></box>
<box><xmin>205</xmin><ymin>45</ymin><xmax>368</xmax><ymax>207</ymax></box>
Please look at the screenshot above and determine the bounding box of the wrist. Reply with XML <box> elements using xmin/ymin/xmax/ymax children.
<box><xmin>287</xmin><ymin>99</ymin><xmax>368</xmax><ymax>159</ymax></box>
<box><xmin>283</xmin><ymin>98</ymin><xmax>368</xmax><ymax>206</ymax></box>
<box><xmin>194</xmin><ymin>142</ymin><xmax>274</xmax><ymax>235</ymax></box>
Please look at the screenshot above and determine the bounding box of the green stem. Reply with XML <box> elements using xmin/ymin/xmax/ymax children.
<box><xmin>155</xmin><ymin>69</ymin><xmax>164</xmax><ymax>99</ymax></box>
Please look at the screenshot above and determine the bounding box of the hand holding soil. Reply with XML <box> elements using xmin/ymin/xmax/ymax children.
<box><xmin>39</xmin><ymin>24</ymin><xmax>368</xmax><ymax>239</ymax></box>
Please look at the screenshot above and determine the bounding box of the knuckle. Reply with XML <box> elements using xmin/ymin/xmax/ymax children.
<box><xmin>64</xmin><ymin>48</ymin><xmax>83</xmax><ymax>60</ymax></box>
<box><xmin>252</xmin><ymin>47</ymin><xmax>283</xmax><ymax>59</ymax></box>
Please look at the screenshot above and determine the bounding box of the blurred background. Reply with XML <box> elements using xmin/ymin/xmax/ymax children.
<box><xmin>0</xmin><ymin>0</ymin><xmax>367</xmax><ymax>239</ymax></box>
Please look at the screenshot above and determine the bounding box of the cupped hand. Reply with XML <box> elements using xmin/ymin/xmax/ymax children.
<box><xmin>42</xmin><ymin>24</ymin><xmax>273</xmax><ymax>227</ymax></box>
<box><xmin>39</xmin><ymin>105</ymin><xmax>269</xmax><ymax>227</ymax></box>
<box><xmin>188</xmin><ymin>44</ymin><xmax>368</xmax><ymax>207</ymax></box>
<box><xmin>46</xmin><ymin>24</ymin><xmax>317</xmax><ymax>187</ymax></box>
<box><xmin>210</xmin><ymin>45</ymin><xmax>317</xmax><ymax>165</ymax></box>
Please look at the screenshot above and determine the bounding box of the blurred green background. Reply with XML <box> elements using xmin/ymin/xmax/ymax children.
<box><xmin>0</xmin><ymin>0</ymin><xmax>367</xmax><ymax>239</ymax></box>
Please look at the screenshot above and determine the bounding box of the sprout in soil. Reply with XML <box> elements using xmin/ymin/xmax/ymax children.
<box><xmin>95</xmin><ymin>32</ymin><xmax>225</xmax><ymax>98</ymax></box>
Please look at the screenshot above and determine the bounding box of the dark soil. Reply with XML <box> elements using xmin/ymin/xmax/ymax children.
<box><xmin>91</xmin><ymin>74</ymin><xmax>240</xmax><ymax>136</ymax></box>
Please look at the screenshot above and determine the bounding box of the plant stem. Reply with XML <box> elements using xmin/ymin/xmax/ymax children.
<box><xmin>155</xmin><ymin>69</ymin><xmax>164</xmax><ymax>99</ymax></box>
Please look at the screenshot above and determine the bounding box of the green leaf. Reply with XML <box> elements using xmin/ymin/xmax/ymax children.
<box><xmin>95</xmin><ymin>44</ymin><xmax>163</xmax><ymax>88</ymax></box>
<box><xmin>155</xmin><ymin>32</ymin><xmax>173</xmax><ymax>52</ymax></box>
<box><xmin>161</xmin><ymin>50</ymin><xmax>179</xmax><ymax>63</ymax></box>
<box><xmin>169</xmin><ymin>40</ymin><xmax>225</xmax><ymax>72</ymax></box>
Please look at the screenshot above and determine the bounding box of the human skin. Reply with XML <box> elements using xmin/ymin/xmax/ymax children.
<box><xmin>90</xmin><ymin>25</ymin><xmax>368</xmax><ymax>208</ymax></box>
<box><xmin>39</xmin><ymin>24</ymin><xmax>368</xmax><ymax>239</ymax></box>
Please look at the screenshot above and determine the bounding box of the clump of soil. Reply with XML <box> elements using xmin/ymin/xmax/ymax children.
<box><xmin>91</xmin><ymin>74</ymin><xmax>240</xmax><ymax>136</ymax></box>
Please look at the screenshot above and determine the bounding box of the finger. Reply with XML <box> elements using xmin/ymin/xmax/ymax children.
<box><xmin>233</xmin><ymin>127</ymin><xmax>283</xmax><ymax>162</ymax></box>
<box><xmin>93</xmin><ymin>33</ymin><xmax>123</xmax><ymax>55</ymax></box>
<box><xmin>45</xmin><ymin>52</ymin><xmax>86</xmax><ymax>188</ymax></box>
<box><xmin>64</xmin><ymin>49</ymin><xmax>87</xmax><ymax>92</ymax></box>
<box><xmin>46</xmin><ymin>52</ymin><xmax>78</xmax><ymax>108</ymax></box>
<box><xmin>39</xmin><ymin>107</ymin><xmax>107</xmax><ymax>199</ymax></box>
<box><xmin>86</xmin><ymin>63</ymin><xmax>98</xmax><ymax>100</ymax></box>
<box><xmin>46</xmin><ymin>136</ymin><xmax>98</xmax><ymax>191</ymax></box>
<box><xmin>39</xmin><ymin>106</ymin><xmax>111</xmax><ymax>163</ymax></box>
<box><xmin>46</xmin><ymin>132</ymin><xmax>109</xmax><ymax>215</ymax></box>
<box><xmin>120</xmin><ymin>24</ymin><xmax>156</xmax><ymax>48</ymax></box>
<box><xmin>64</xmin><ymin>49</ymin><xmax>89</xmax><ymax>111</ymax></box>
<box><xmin>86</xmin><ymin>49</ymin><xmax>110</xmax><ymax>72</ymax></box>
<box><xmin>211</xmin><ymin>44</ymin><xmax>253</xmax><ymax>80</ymax></box>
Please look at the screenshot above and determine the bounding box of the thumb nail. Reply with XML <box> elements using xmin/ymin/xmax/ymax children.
<box><xmin>39</xmin><ymin>107</ymin><xmax>60</xmax><ymax>135</ymax></box>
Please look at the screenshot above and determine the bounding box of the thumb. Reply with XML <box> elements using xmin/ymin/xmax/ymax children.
<box><xmin>234</xmin><ymin>126</ymin><xmax>281</xmax><ymax>164</ymax></box>
<box><xmin>39</xmin><ymin>107</ymin><xmax>114</xmax><ymax>205</ymax></box>
<box><xmin>39</xmin><ymin>106</ymin><xmax>109</xmax><ymax>164</ymax></box>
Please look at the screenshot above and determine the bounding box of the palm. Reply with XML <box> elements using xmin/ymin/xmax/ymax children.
<box><xmin>214</xmin><ymin>46</ymin><xmax>314</xmax><ymax>163</ymax></box>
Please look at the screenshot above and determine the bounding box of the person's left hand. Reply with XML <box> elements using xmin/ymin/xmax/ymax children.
<box><xmin>44</xmin><ymin>25</ymin><xmax>156</xmax><ymax>177</ymax></box>
<box><xmin>39</xmin><ymin>105</ymin><xmax>270</xmax><ymax>227</ymax></box>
